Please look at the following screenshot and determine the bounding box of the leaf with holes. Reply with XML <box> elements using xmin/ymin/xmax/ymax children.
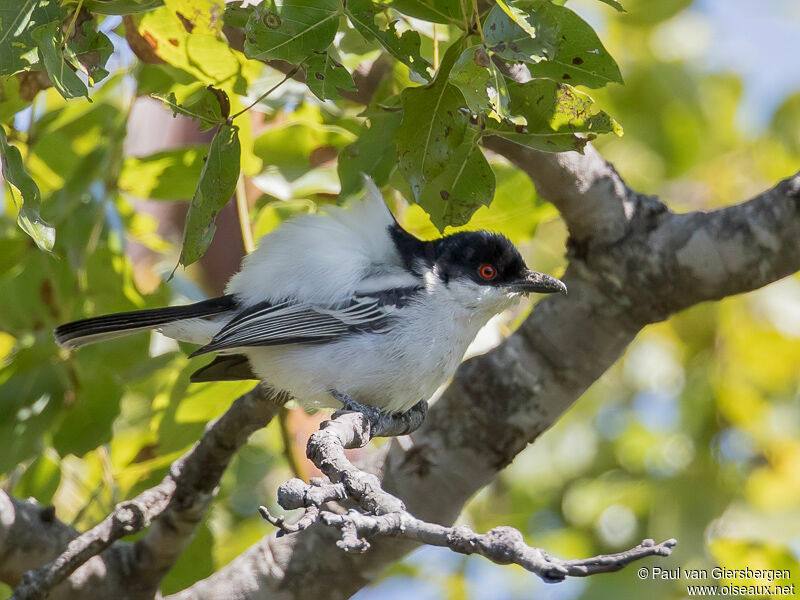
<box><xmin>32</xmin><ymin>22</ymin><xmax>90</xmax><ymax>100</ymax></box>
<box><xmin>152</xmin><ymin>83</ymin><xmax>229</xmax><ymax>130</ymax></box>
<box><xmin>417</xmin><ymin>132</ymin><xmax>494</xmax><ymax>231</ymax></box>
<box><xmin>243</xmin><ymin>0</ymin><xmax>339</xmax><ymax>63</ymax></box>
<box><xmin>0</xmin><ymin>0</ymin><xmax>66</xmax><ymax>76</ymax></box>
<box><xmin>305</xmin><ymin>52</ymin><xmax>357</xmax><ymax>101</ymax></box>
<box><xmin>179</xmin><ymin>124</ymin><xmax>240</xmax><ymax>266</ymax></box>
<box><xmin>449</xmin><ymin>45</ymin><xmax>510</xmax><ymax>122</ymax></box>
<box><xmin>395</xmin><ymin>40</ymin><xmax>468</xmax><ymax>200</ymax></box>
<box><xmin>483</xmin><ymin>3</ymin><xmax>558</xmax><ymax>64</ymax></box>
<box><xmin>485</xmin><ymin>79</ymin><xmax>622</xmax><ymax>152</ymax></box>
<box><xmin>525</xmin><ymin>1</ymin><xmax>622</xmax><ymax>88</ymax></box>
<box><xmin>0</xmin><ymin>127</ymin><xmax>55</xmax><ymax>251</ymax></box>
<box><xmin>346</xmin><ymin>0</ymin><xmax>431</xmax><ymax>81</ymax></box>
<box><xmin>389</xmin><ymin>0</ymin><xmax>464</xmax><ymax>25</ymax></box>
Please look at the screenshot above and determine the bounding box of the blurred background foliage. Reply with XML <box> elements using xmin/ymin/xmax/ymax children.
<box><xmin>1</xmin><ymin>0</ymin><xmax>799</xmax><ymax>598</ymax></box>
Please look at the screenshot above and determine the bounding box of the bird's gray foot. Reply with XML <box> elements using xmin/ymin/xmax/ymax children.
<box><xmin>330</xmin><ymin>391</ymin><xmax>428</xmax><ymax>437</ymax></box>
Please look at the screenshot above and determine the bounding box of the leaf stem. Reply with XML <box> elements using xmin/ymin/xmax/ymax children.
<box><xmin>63</xmin><ymin>0</ymin><xmax>85</xmax><ymax>46</ymax></box>
<box><xmin>229</xmin><ymin>66</ymin><xmax>301</xmax><ymax>121</ymax></box>
<box><xmin>235</xmin><ymin>174</ymin><xmax>255</xmax><ymax>254</ymax></box>
<box><xmin>433</xmin><ymin>24</ymin><xmax>439</xmax><ymax>69</ymax></box>
<box><xmin>471</xmin><ymin>0</ymin><xmax>485</xmax><ymax>44</ymax></box>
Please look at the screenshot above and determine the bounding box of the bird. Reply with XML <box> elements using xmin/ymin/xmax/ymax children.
<box><xmin>54</xmin><ymin>181</ymin><xmax>566</xmax><ymax>415</ymax></box>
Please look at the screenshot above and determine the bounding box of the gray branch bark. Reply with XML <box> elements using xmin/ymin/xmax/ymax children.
<box><xmin>3</xmin><ymin>386</ymin><xmax>285</xmax><ymax>600</ymax></box>
<box><xmin>161</xmin><ymin>146</ymin><xmax>799</xmax><ymax>599</ymax></box>
<box><xmin>260</xmin><ymin>408</ymin><xmax>675</xmax><ymax>583</ymax></box>
<box><xmin>1</xmin><ymin>138</ymin><xmax>797</xmax><ymax>599</ymax></box>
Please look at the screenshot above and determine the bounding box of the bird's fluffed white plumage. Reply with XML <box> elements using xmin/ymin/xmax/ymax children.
<box><xmin>163</xmin><ymin>181</ymin><xmax>518</xmax><ymax>413</ymax></box>
<box><xmin>224</xmin><ymin>179</ymin><xmax>417</xmax><ymax>306</ymax></box>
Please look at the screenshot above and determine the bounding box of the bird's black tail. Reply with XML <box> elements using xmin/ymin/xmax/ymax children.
<box><xmin>54</xmin><ymin>295</ymin><xmax>237</xmax><ymax>350</ymax></box>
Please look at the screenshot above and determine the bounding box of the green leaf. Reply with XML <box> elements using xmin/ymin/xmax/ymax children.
<box><xmin>179</xmin><ymin>124</ymin><xmax>241</xmax><ymax>266</ymax></box>
<box><xmin>483</xmin><ymin>3</ymin><xmax>557</xmax><ymax>64</ymax></box>
<box><xmin>486</xmin><ymin>79</ymin><xmax>622</xmax><ymax>152</ymax></box>
<box><xmin>84</xmin><ymin>0</ymin><xmax>165</xmax><ymax>14</ymax></box>
<box><xmin>346</xmin><ymin>0</ymin><xmax>432</xmax><ymax>81</ymax></box>
<box><xmin>0</xmin><ymin>127</ymin><xmax>55</xmax><ymax>251</ymax></box>
<box><xmin>0</xmin><ymin>0</ymin><xmax>65</xmax><ymax>76</ymax></box>
<box><xmin>338</xmin><ymin>110</ymin><xmax>403</xmax><ymax>196</ymax></box>
<box><xmin>31</xmin><ymin>22</ymin><xmax>90</xmax><ymax>100</ymax></box>
<box><xmin>0</xmin><ymin>75</ymin><xmax>31</xmax><ymax>124</ymax></box>
<box><xmin>13</xmin><ymin>453</ymin><xmax>61</xmax><ymax>505</ymax></box>
<box><xmin>151</xmin><ymin>83</ymin><xmax>229</xmax><ymax>130</ymax></box>
<box><xmin>524</xmin><ymin>1</ymin><xmax>622</xmax><ymax>88</ymax></box>
<box><xmin>304</xmin><ymin>52</ymin><xmax>357</xmax><ymax>101</ymax></box>
<box><xmin>417</xmin><ymin>132</ymin><xmax>494</xmax><ymax>230</ymax></box>
<box><xmin>596</xmin><ymin>0</ymin><xmax>625</xmax><ymax>11</ymax></box>
<box><xmin>243</xmin><ymin>0</ymin><xmax>339</xmax><ymax>63</ymax></box>
<box><xmin>388</xmin><ymin>0</ymin><xmax>464</xmax><ymax>25</ymax></box>
<box><xmin>395</xmin><ymin>40</ymin><xmax>468</xmax><ymax>200</ymax></box>
<box><xmin>119</xmin><ymin>146</ymin><xmax>208</xmax><ymax>201</ymax></box>
<box><xmin>137</xmin><ymin>3</ymin><xmax>246</xmax><ymax>87</ymax></box>
<box><xmin>65</xmin><ymin>19</ymin><xmax>114</xmax><ymax>86</ymax></box>
<box><xmin>448</xmin><ymin>45</ymin><xmax>510</xmax><ymax>121</ymax></box>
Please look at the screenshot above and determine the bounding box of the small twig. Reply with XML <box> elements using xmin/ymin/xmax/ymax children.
<box><xmin>11</xmin><ymin>494</ymin><xmax>167</xmax><ymax>600</ymax></box>
<box><xmin>320</xmin><ymin>510</ymin><xmax>676</xmax><ymax>582</ymax></box>
<box><xmin>12</xmin><ymin>385</ymin><xmax>283</xmax><ymax>600</ymax></box>
<box><xmin>62</xmin><ymin>0</ymin><xmax>85</xmax><ymax>47</ymax></box>
<box><xmin>471</xmin><ymin>0</ymin><xmax>485</xmax><ymax>44</ymax></box>
<box><xmin>264</xmin><ymin>403</ymin><xmax>677</xmax><ymax>586</ymax></box>
<box><xmin>229</xmin><ymin>66</ymin><xmax>301</xmax><ymax>121</ymax></box>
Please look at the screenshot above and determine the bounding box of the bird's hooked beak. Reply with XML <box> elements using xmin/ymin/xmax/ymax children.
<box><xmin>507</xmin><ymin>270</ymin><xmax>567</xmax><ymax>295</ymax></box>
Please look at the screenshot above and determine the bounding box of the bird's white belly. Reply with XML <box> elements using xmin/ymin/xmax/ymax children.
<box><xmin>242</xmin><ymin>308</ymin><xmax>484</xmax><ymax>413</ymax></box>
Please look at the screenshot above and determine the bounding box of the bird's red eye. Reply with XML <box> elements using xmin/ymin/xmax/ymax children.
<box><xmin>478</xmin><ymin>264</ymin><xmax>497</xmax><ymax>280</ymax></box>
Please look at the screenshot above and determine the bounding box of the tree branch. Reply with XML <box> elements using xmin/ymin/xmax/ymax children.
<box><xmin>168</xmin><ymin>156</ymin><xmax>800</xmax><ymax>599</ymax></box>
<box><xmin>6</xmin><ymin>385</ymin><xmax>285</xmax><ymax>600</ymax></box>
<box><xmin>259</xmin><ymin>408</ymin><xmax>675</xmax><ymax>583</ymax></box>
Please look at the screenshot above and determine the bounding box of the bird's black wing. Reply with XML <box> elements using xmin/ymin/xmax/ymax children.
<box><xmin>190</xmin><ymin>286</ymin><xmax>422</xmax><ymax>356</ymax></box>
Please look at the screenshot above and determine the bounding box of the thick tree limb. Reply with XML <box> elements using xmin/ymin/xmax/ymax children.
<box><xmin>5</xmin><ymin>385</ymin><xmax>285</xmax><ymax>600</ymax></box>
<box><xmin>3</xmin><ymin>137</ymin><xmax>798</xmax><ymax>599</ymax></box>
<box><xmin>168</xmin><ymin>150</ymin><xmax>800</xmax><ymax>599</ymax></box>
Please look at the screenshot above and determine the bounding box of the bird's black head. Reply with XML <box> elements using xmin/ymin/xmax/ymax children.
<box><xmin>390</xmin><ymin>225</ymin><xmax>566</xmax><ymax>295</ymax></box>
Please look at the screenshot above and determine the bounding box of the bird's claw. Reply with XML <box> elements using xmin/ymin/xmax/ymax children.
<box><xmin>330</xmin><ymin>392</ymin><xmax>427</xmax><ymax>437</ymax></box>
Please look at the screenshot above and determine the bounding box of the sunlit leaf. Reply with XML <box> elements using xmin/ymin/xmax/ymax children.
<box><xmin>417</xmin><ymin>131</ymin><xmax>494</xmax><ymax>230</ymax></box>
<box><xmin>448</xmin><ymin>45</ymin><xmax>510</xmax><ymax>121</ymax></box>
<box><xmin>179</xmin><ymin>124</ymin><xmax>241</xmax><ymax>266</ymax></box>
<box><xmin>388</xmin><ymin>0</ymin><xmax>464</xmax><ymax>25</ymax></box>
<box><xmin>486</xmin><ymin>79</ymin><xmax>622</xmax><ymax>152</ymax></box>
<box><xmin>84</xmin><ymin>0</ymin><xmax>165</xmax><ymax>14</ymax></box>
<box><xmin>119</xmin><ymin>146</ymin><xmax>208</xmax><ymax>201</ymax></box>
<box><xmin>483</xmin><ymin>2</ymin><xmax>557</xmax><ymax>64</ymax></box>
<box><xmin>0</xmin><ymin>127</ymin><xmax>55</xmax><ymax>251</ymax></box>
<box><xmin>32</xmin><ymin>22</ymin><xmax>90</xmax><ymax>100</ymax></box>
<box><xmin>0</xmin><ymin>0</ymin><xmax>65</xmax><ymax>76</ymax></box>
<box><xmin>151</xmin><ymin>83</ymin><xmax>229</xmax><ymax>130</ymax></box>
<box><xmin>524</xmin><ymin>1</ymin><xmax>622</xmax><ymax>88</ymax></box>
<box><xmin>346</xmin><ymin>0</ymin><xmax>432</xmax><ymax>81</ymax></box>
<box><xmin>243</xmin><ymin>0</ymin><xmax>339</xmax><ymax>63</ymax></box>
<box><xmin>395</xmin><ymin>40</ymin><xmax>468</xmax><ymax>200</ymax></box>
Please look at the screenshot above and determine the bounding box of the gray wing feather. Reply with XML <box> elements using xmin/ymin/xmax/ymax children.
<box><xmin>190</xmin><ymin>291</ymin><xmax>415</xmax><ymax>356</ymax></box>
